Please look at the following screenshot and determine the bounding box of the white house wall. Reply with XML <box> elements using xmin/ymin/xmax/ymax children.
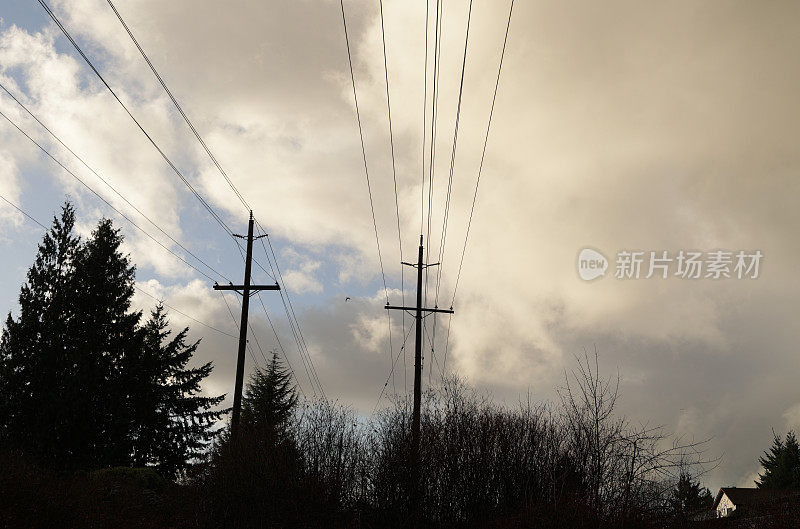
<box><xmin>716</xmin><ymin>493</ymin><xmax>737</xmax><ymax>517</ymax></box>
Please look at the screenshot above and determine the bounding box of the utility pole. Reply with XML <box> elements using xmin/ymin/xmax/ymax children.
<box><xmin>385</xmin><ymin>234</ymin><xmax>454</xmax><ymax>505</ymax></box>
<box><xmin>213</xmin><ymin>211</ymin><xmax>280</xmax><ymax>436</ymax></box>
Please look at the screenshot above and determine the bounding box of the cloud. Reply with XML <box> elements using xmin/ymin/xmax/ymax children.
<box><xmin>1</xmin><ymin>0</ymin><xmax>799</xmax><ymax>494</ymax></box>
<box><xmin>280</xmin><ymin>247</ymin><xmax>323</xmax><ymax>294</ymax></box>
<box><xmin>0</xmin><ymin>150</ymin><xmax>24</xmax><ymax>229</ymax></box>
<box><xmin>783</xmin><ymin>403</ymin><xmax>800</xmax><ymax>432</ymax></box>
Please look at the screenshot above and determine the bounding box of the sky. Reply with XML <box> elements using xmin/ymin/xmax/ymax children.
<box><xmin>1</xmin><ymin>0</ymin><xmax>799</xmax><ymax>492</ymax></box>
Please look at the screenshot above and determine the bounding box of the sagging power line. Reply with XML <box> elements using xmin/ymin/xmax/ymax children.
<box><xmin>99</xmin><ymin>0</ymin><xmax>323</xmax><ymax>398</ymax></box>
<box><xmin>0</xmin><ymin>192</ymin><xmax>235</xmax><ymax>341</ymax></box>
<box><xmin>19</xmin><ymin>0</ymin><xmax>516</xmax><ymax>416</ymax></box>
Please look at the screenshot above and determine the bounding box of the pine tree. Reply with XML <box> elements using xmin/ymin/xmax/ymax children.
<box><xmin>241</xmin><ymin>351</ymin><xmax>298</xmax><ymax>435</ymax></box>
<box><xmin>205</xmin><ymin>352</ymin><xmax>302</xmax><ymax>525</ymax></box>
<box><xmin>757</xmin><ymin>431</ymin><xmax>800</xmax><ymax>489</ymax></box>
<box><xmin>0</xmin><ymin>203</ymin><xmax>83</xmax><ymax>466</ymax></box>
<box><xmin>1</xmin><ymin>203</ymin><xmax>224</xmax><ymax>475</ymax></box>
<box><xmin>131</xmin><ymin>303</ymin><xmax>226</xmax><ymax>479</ymax></box>
<box><xmin>669</xmin><ymin>472</ymin><xmax>713</xmax><ymax>519</ymax></box>
<box><xmin>72</xmin><ymin>218</ymin><xmax>143</xmax><ymax>467</ymax></box>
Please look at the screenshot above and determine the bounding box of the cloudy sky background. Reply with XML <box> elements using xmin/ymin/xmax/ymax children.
<box><xmin>1</xmin><ymin>0</ymin><xmax>799</xmax><ymax>491</ymax></box>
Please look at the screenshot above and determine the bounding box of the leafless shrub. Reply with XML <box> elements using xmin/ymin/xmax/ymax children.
<box><xmin>558</xmin><ymin>347</ymin><xmax>717</xmax><ymax>524</ymax></box>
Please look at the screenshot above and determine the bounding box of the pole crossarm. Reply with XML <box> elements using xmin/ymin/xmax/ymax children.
<box><xmin>211</xmin><ymin>211</ymin><xmax>282</xmax><ymax>438</ymax></box>
<box><xmin>386</xmin><ymin>234</ymin><xmax>455</xmax><ymax>505</ymax></box>
<box><xmin>214</xmin><ymin>283</ymin><xmax>280</xmax><ymax>293</ymax></box>
<box><xmin>401</xmin><ymin>261</ymin><xmax>440</xmax><ymax>269</ymax></box>
<box><xmin>385</xmin><ymin>305</ymin><xmax>453</xmax><ymax>314</ymax></box>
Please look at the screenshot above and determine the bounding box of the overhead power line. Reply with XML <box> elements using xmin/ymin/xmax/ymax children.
<box><xmin>134</xmin><ymin>284</ymin><xmax>237</xmax><ymax>339</ymax></box>
<box><xmin>339</xmin><ymin>0</ymin><xmax>395</xmax><ymax>396</ymax></box>
<box><xmin>424</xmin><ymin>0</ymin><xmax>443</xmax><ymax>319</ymax></box>
<box><xmin>338</xmin><ymin>0</ymin><xmax>390</xmax><ymax>304</ymax></box>
<box><xmin>0</xmin><ymin>192</ymin><xmax>235</xmax><ymax>340</ymax></box>
<box><xmin>371</xmin><ymin>321</ymin><xmax>416</xmax><ymax>416</ymax></box>
<box><xmin>255</xmin><ymin>233</ymin><xmax>318</xmax><ymax>398</ymax></box>
<box><xmin>37</xmin><ymin>0</ymin><xmax>235</xmax><ymax>238</ymax></box>
<box><xmin>259</xmin><ymin>226</ymin><xmax>326</xmax><ymax>398</ymax></box>
<box><xmin>435</xmin><ymin>0</ymin><xmax>474</xmax><ymax>293</ymax></box>
<box><xmin>0</xmin><ymin>194</ymin><xmax>47</xmax><ymax>230</ymax></box>
<box><xmin>0</xmin><ymin>107</ymin><xmax>222</xmax><ymax>284</ymax></box>
<box><xmin>378</xmin><ymin>0</ymin><xmax>406</xmax><ymax>389</ymax></box>
<box><xmin>430</xmin><ymin>0</ymin><xmax>474</xmax><ymax>373</ymax></box>
<box><xmin>254</xmin><ymin>291</ymin><xmax>309</xmax><ymax>399</ymax></box>
<box><xmin>444</xmin><ymin>0</ymin><xmax>515</xmax><ymax>373</ymax></box>
<box><xmin>102</xmin><ymin>0</ymin><xmax>250</xmax><ymax>212</ymax></box>
<box><xmin>450</xmin><ymin>0</ymin><xmax>514</xmax><ymax>307</ymax></box>
<box><xmin>219</xmin><ymin>289</ymin><xmax>265</xmax><ymax>371</ymax></box>
<box><xmin>100</xmin><ymin>0</ymin><xmax>321</xmax><ymax>396</ymax></box>
<box><xmin>421</xmin><ymin>0</ymin><xmax>430</xmax><ymax>236</ymax></box>
<box><xmin>0</xmin><ymin>81</ymin><xmax>231</xmax><ymax>284</ymax></box>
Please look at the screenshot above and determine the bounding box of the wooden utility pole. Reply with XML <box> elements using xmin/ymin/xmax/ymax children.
<box><xmin>385</xmin><ymin>234</ymin><xmax>454</xmax><ymax>503</ymax></box>
<box><xmin>213</xmin><ymin>211</ymin><xmax>280</xmax><ymax>435</ymax></box>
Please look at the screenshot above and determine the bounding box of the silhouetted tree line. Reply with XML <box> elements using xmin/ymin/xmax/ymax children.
<box><xmin>193</xmin><ymin>352</ymin><xmax>722</xmax><ymax>529</ymax></box>
<box><xmin>8</xmin><ymin>204</ymin><xmax>793</xmax><ymax>528</ymax></box>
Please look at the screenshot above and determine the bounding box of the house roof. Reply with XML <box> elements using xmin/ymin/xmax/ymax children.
<box><xmin>713</xmin><ymin>487</ymin><xmax>800</xmax><ymax>510</ymax></box>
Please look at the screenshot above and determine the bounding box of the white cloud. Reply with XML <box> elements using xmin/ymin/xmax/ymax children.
<box><xmin>1</xmin><ymin>0</ymin><xmax>799</xmax><ymax>494</ymax></box>
<box><xmin>783</xmin><ymin>403</ymin><xmax>800</xmax><ymax>432</ymax></box>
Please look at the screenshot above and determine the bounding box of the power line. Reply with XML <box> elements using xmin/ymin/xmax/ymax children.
<box><xmin>250</xmin><ymin>230</ymin><xmax>317</xmax><ymax>398</ymax></box>
<box><xmin>422</xmin><ymin>0</ymin><xmax>444</xmax><ymax>369</ymax></box>
<box><xmin>450</xmin><ymin>0</ymin><xmax>514</xmax><ymax>307</ymax></box>
<box><xmin>102</xmin><ymin>0</ymin><xmax>277</xmax><ymax>286</ymax></box>
<box><xmin>0</xmin><ymin>191</ymin><xmax>236</xmax><ymax>340</ymax></box>
<box><xmin>338</xmin><ymin>0</ymin><xmax>390</xmax><ymax>304</ymax></box>
<box><xmin>231</xmin><ymin>232</ymin><xmax>310</xmax><ymax>397</ymax></box>
<box><xmin>0</xmin><ymin>81</ymin><xmax>231</xmax><ymax>284</ymax></box>
<box><xmin>37</xmin><ymin>0</ymin><xmax>235</xmax><ymax>239</ymax></box>
<box><xmin>444</xmin><ymin>0</ymin><xmax>515</xmax><ymax>372</ymax></box>
<box><xmin>247</xmin><ymin>318</ymin><xmax>269</xmax><ymax>367</ymax></box>
<box><xmin>45</xmin><ymin>0</ymin><xmax>288</xmax><ymax>386</ymax></box>
<box><xmin>102</xmin><ymin>0</ymin><xmax>250</xmax><ymax>212</ymax></box>
<box><xmin>371</xmin><ymin>321</ymin><xmax>416</xmax><ymax>416</ymax></box>
<box><xmin>421</xmin><ymin>0</ymin><xmax>430</xmax><ymax>236</ymax></box>
<box><xmin>99</xmin><ymin>0</ymin><xmax>319</xmax><ymax>396</ymax></box>
<box><xmin>339</xmin><ymin>0</ymin><xmax>396</xmax><ymax>400</ymax></box>
<box><xmin>134</xmin><ymin>284</ymin><xmax>237</xmax><ymax>339</ymax></box>
<box><xmin>101</xmin><ymin>0</ymin><xmax>282</xmax><ymax>287</ymax></box>
<box><xmin>0</xmin><ymin>107</ymin><xmax>222</xmax><ymax>284</ymax></box>
<box><xmin>435</xmin><ymin>0</ymin><xmax>474</xmax><ymax>290</ymax></box>
<box><xmin>254</xmin><ymin>291</ymin><xmax>309</xmax><ymax>399</ymax></box>
<box><xmin>36</xmin><ymin>2</ymin><xmax>293</xmax><ymax>381</ymax></box>
<box><xmin>261</xmin><ymin>229</ymin><xmax>325</xmax><ymax>398</ymax></box>
<box><xmin>0</xmin><ymin>194</ymin><xmax>47</xmax><ymax>230</ymax></box>
<box><xmin>424</xmin><ymin>0</ymin><xmax>443</xmax><ymax>319</ymax></box>
<box><xmin>219</xmin><ymin>289</ymin><xmax>243</xmax><ymax>336</ymax></box>
<box><xmin>431</xmin><ymin>0</ymin><xmax>473</xmax><ymax>363</ymax></box>
<box><xmin>219</xmin><ymin>289</ymin><xmax>263</xmax><ymax>371</ymax></box>
<box><xmin>378</xmin><ymin>0</ymin><xmax>406</xmax><ymax>390</ymax></box>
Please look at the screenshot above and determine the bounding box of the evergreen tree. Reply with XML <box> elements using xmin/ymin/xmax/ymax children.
<box><xmin>0</xmin><ymin>203</ymin><xmax>83</xmax><ymax>466</ymax></box>
<box><xmin>757</xmin><ymin>431</ymin><xmax>800</xmax><ymax>489</ymax></box>
<box><xmin>205</xmin><ymin>352</ymin><xmax>302</xmax><ymax>526</ymax></box>
<box><xmin>668</xmin><ymin>472</ymin><xmax>713</xmax><ymax>519</ymax></box>
<box><xmin>131</xmin><ymin>304</ymin><xmax>226</xmax><ymax>478</ymax></box>
<box><xmin>0</xmin><ymin>203</ymin><xmax>224</xmax><ymax>475</ymax></box>
<box><xmin>72</xmin><ymin>218</ymin><xmax>143</xmax><ymax>467</ymax></box>
<box><xmin>241</xmin><ymin>351</ymin><xmax>298</xmax><ymax>435</ymax></box>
